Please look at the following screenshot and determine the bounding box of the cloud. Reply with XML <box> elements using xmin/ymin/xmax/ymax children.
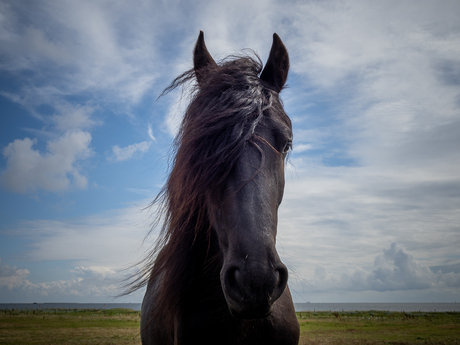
<box><xmin>147</xmin><ymin>124</ymin><xmax>156</xmax><ymax>141</ymax></box>
<box><xmin>0</xmin><ymin>259</ymin><xmax>30</xmax><ymax>290</ymax></box>
<box><xmin>1</xmin><ymin>0</ymin><xmax>459</xmax><ymax>304</ymax></box>
<box><xmin>369</xmin><ymin>243</ymin><xmax>435</xmax><ymax>291</ymax></box>
<box><xmin>277</xmin><ymin>154</ymin><xmax>460</xmax><ymax>301</ymax></box>
<box><xmin>163</xmin><ymin>89</ymin><xmax>190</xmax><ymax>138</ymax></box>
<box><xmin>292</xmin><ymin>143</ymin><xmax>312</xmax><ymax>154</ymax></box>
<box><xmin>0</xmin><ymin>201</ymin><xmax>154</xmax><ymax>302</ymax></box>
<box><xmin>9</xmin><ymin>201</ymin><xmax>154</xmax><ymax>265</ymax></box>
<box><xmin>0</xmin><ymin>130</ymin><xmax>92</xmax><ymax>193</ymax></box>
<box><xmin>266</xmin><ymin>0</ymin><xmax>460</xmax><ymax>302</ymax></box>
<box><xmin>51</xmin><ymin>102</ymin><xmax>99</xmax><ymax>132</ymax></box>
<box><xmin>0</xmin><ymin>1</ymin><xmax>163</xmax><ymax>108</ymax></box>
<box><xmin>297</xmin><ymin>243</ymin><xmax>460</xmax><ymax>294</ymax></box>
<box><xmin>285</xmin><ymin>0</ymin><xmax>460</xmax><ymax>165</ymax></box>
<box><xmin>0</xmin><ymin>260</ymin><xmax>144</xmax><ymax>302</ymax></box>
<box><xmin>0</xmin><ymin>21</ymin><xmax>72</xmax><ymax>68</ymax></box>
<box><xmin>110</xmin><ymin>141</ymin><xmax>151</xmax><ymax>162</ymax></box>
<box><xmin>0</xmin><ymin>98</ymin><xmax>96</xmax><ymax>194</ymax></box>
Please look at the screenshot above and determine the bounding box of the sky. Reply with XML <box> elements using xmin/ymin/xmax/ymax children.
<box><xmin>0</xmin><ymin>0</ymin><xmax>459</xmax><ymax>304</ymax></box>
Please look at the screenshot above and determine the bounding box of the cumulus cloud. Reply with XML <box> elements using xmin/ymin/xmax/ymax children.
<box><xmin>0</xmin><ymin>130</ymin><xmax>92</xmax><ymax>193</ymax></box>
<box><xmin>0</xmin><ymin>98</ymin><xmax>97</xmax><ymax>194</ymax></box>
<box><xmin>301</xmin><ymin>243</ymin><xmax>460</xmax><ymax>293</ymax></box>
<box><xmin>370</xmin><ymin>243</ymin><xmax>435</xmax><ymax>291</ymax></box>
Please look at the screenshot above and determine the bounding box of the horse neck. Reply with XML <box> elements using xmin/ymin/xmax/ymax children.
<box><xmin>161</xmin><ymin>215</ymin><xmax>222</xmax><ymax>287</ymax></box>
<box><xmin>182</xmin><ymin>222</ymin><xmax>221</xmax><ymax>277</ymax></box>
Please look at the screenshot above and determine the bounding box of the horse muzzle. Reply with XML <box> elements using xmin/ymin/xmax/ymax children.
<box><xmin>221</xmin><ymin>262</ymin><xmax>288</xmax><ymax>319</ymax></box>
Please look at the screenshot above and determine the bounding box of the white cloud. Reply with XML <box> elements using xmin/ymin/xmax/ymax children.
<box><xmin>51</xmin><ymin>102</ymin><xmax>98</xmax><ymax>132</ymax></box>
<box><xmin>147</xmin><ymin>124</ymin><xmax>156</xmax><ymax>141</ymax></box>
<box><xmin>293</xmin><ymin>143</ymin><xmax>312</xmax><ymax>153</ymax></box>
<box><xmin>110</xmin><ymin>141</ymin><xmax>151</xmax><ymax>162</ymax></box>
<box><xmin>0</xmin><ymin>130</ymin><xmax>92</xmax><ymax>193</ymax></box>
<box><xmin>0</xmin><ymin>260</ymin><xmax>144</xmax><ymax>302</ymax></box>
<box><xmin>163</xmin><ymin>90</ymin><xmax>190</xmax><ymax>138</ymax></box>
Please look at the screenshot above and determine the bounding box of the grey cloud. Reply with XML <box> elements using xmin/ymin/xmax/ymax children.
<box><xmin>278</xmin><ymin>0</ymin><xmax>460</xmax><ymax>297</ymax></box>
<box><xmin>0</xmin><ymin>260</ymin><xmax>18</xmax><ymax>277</ymax></box>
<box><xmin>0</xmin><ymin>259</ymin><xmax>30</xmax><ymax>290</ymax></box>
<box><xmin>368</xmin><ymin>243</ymin><xmax>434</xmax><ymax>291</ymax></box>
<box><xmin>374</xmin><ymin>120</ymin><xmax>460</xmax><ymax>168</ymax></box>
<box><xmin>430</xmin><ymin>263</ymin><xmax>460</xmax><ymax>275</ymax></box>
<box><xmin>435</xmin><ymin>60</ymin><xmax>460</xmax><ymax>87</ymax></box>
<box><xmin>305</xmin><ymin>243</ymin><xmax>460</xmax><ymax>292</ymax></box>
<box><xmin>438</xmin><ymin>272</ymin><xmax>460</xmax><ymax>288</ymax></box>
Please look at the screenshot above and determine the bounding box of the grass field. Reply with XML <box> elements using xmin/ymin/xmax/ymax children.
<box><xmin>0</xmin><ymin>308</ymin><xmax>141</xmax><ymax>344</ymax></box>
<box><xmin>297</xmin><ymin>310</ymin><xmax>460</xmax><ymax>344</ymax></box>
<box><xmin>0</xmin><ymin>308</ymin><xmax>459</xmax><ymax>344</ymax></box>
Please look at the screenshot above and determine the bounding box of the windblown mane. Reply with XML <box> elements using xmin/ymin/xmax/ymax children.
<box><xmin>128</xmin><ymin>53</ymin><xmax>288</xmax><ymax>322</ymax></box>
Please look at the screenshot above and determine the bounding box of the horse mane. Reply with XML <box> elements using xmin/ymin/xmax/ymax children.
<box><xmin>126</xmin><ymin>52</ymin><xmax>289</xmax><ymax>322</ymax></box>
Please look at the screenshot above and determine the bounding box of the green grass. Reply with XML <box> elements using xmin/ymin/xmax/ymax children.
<box><xmin>0</xmin><ymin>308</ymin><xmax>141</xmax><ymax>344</ymax></box>
<box><xmin>0</xmin><ymin>309</ymin><xmax>459</xmax><ymax>344</ymax></box>
<box><xmin>297</xmin><ymin>310</ymin><xmax>460</xmax><ymax>344</ymax></box>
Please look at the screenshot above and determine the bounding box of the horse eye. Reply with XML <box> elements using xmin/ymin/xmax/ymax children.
<box><xmin>282</xmin><ymin>141</ymin><xmax>292</xmax><ymax>153</ymax></box>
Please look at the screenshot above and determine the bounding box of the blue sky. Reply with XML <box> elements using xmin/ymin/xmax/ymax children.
<box><xmin>1</xmin><ymin>0</ymin><xmax>460</xmax><ymax>303</ymax></box>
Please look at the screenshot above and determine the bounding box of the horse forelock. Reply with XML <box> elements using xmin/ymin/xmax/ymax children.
<box><xmin>167</xmin><ymin>55</ymin><xmax>273</xmax><ymax>232</ymax></box>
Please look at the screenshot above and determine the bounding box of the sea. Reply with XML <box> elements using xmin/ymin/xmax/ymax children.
<box><xmin>1</xmin><ymin>302</ymin><xmax>459</xmax><ymax>312</ymax></box>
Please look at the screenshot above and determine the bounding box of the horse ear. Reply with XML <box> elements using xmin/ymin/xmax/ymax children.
<box><xmin>260</xmin><ymin>33</ymin><xmax>289</xmax><ymax>92</ymax></box>
<box><xmin>194</xmin><ymin>31</ymin><xmax>217</xmax><ymax>84</ymax></box>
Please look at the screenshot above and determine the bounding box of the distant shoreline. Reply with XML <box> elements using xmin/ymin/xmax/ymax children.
<box><xmin>1</xmin><ymin>302</ymin><xmax>459</xmax><ymax>312</ymax></box>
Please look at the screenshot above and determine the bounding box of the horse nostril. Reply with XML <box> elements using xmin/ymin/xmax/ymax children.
<box><xmin>224</xmin><ymin>266</ymin><xmax>243</xmax><ymax>300</ymax></box>
<box><xmin>275</xmin><ymin>264</ymin><xmax>288</xmax><ymax>293</ymax></box>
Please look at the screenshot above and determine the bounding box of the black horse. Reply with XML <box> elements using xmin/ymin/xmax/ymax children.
<box><xmin>139</xmin><ymin>31</ymin><xmax>299</xmax><ymax>345</ymax></box>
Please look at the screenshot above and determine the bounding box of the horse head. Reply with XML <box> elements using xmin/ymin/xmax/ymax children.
<box><xmin>193</xmin><ymin>31</ymin><xmax>292</xmax><ymax>319</ymax></box>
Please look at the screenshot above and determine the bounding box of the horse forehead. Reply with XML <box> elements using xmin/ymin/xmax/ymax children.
<box><xmin>262</xmin><ymin>106</ymin><xmax>292</xmax><ymax>137</ymax></box>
